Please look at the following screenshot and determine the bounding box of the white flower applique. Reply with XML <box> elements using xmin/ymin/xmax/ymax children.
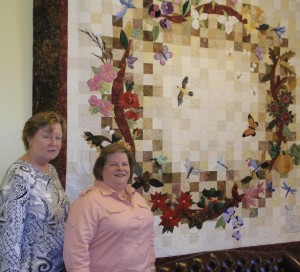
<box><xmin>191</xmin><ymin>8</ymin><xmax>208</xmax><ymax>30</ymax></box>
<box><xmin>243</xmin><ymin>49</ymin><xmax>251</xmax><ymax>57</ymax></box>
<box><xmin>217</xmin><ymin>14</ymin><xmax>239</xmax><ymax>35</ymax></box>
<box><xmin>250</xmin><ymin>62</ymin><xmax>257</xmax><ymax>73</ymax></box>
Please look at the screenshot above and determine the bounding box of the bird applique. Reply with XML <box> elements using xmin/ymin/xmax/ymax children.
<box><xmin>246</xmin><ymin>158</ymin><xmax>260</xmax><ymax>178</ymax></box>
<box><xmin>83</xmin><ymin>131</ymin><xmax>112</xmax><ymax>151</ymax></box>
<box><xmin>177</xmin><ymin>76</ymin><xmax>194</xmax><ymax>107</ymax></box>
<box><xmin>273</xmin><ymin>23</ymin><xmax>286</xmax><ymax>44</ymax></box>
<box><xmin>114</xmin><ymin>0</ymin><xmax>135</xmax><ymax>22</ymax></box>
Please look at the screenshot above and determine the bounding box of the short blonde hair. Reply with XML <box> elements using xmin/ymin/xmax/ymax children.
<box><xmin>22</xmin><ymin>111</ymin><xmax>67</xmax><ymax>150</ymax></box>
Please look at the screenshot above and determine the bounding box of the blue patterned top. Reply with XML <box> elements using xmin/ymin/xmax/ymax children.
<box><xmin>0</xmin><ymin>160</ymin><xmax>70</xmax><ymax>272</ymax></box>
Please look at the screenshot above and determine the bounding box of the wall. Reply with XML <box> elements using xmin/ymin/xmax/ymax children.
<box><xmin>0</xmin><ymin>0</ymin><xmax>33</xmax><ymax>178</ymax></box>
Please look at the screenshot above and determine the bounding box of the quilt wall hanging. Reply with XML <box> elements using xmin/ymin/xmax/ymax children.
<box><xmin>66</xmin><ymin>0</ymin><xmax>300</xmax><ymax>257</ymax></box>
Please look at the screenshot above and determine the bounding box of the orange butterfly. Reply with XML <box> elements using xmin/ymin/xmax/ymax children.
<box><xmin>242</xmin><ymin>114</ymin><xmax>258</xmax><ymax>137</ymax></box>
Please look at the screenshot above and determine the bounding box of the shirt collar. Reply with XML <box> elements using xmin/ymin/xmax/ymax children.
<box><xmin>96</xmin><ymin>181</ymin><xmax>135</xmax><ymax>197</ymax></box>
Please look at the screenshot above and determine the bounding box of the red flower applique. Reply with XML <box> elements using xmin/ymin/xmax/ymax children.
<box><xmin>150</xmin><ymin>192</ymin><xmax>169</xmax><ymax>211</ymax></box>
<box><xmin>159</xmin><ymin>207</ymin><xmax>181</xmax><ymax>233</ymax></box>
<box><xmin>119</xmin><ymin>91</ymin><xmax>140</xmax><ymax>109</ymax></box>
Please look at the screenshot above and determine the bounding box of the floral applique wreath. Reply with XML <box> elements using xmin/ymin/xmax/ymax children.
<box><xmin>81</xmin><ymin>1</ymin><xmax>297</xmax><ymax>238</ymax></box>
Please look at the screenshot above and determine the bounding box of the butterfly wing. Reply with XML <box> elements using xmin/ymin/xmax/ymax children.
<box><xmin>154</xmin><ymin>45</ymin><xmax>172</xmax><ymax>65</ymax></box>
<box><xmin>154</xmin><ymin>52</ymin><xmax>162</xmax><ymax>61</ymax></box>
<box><xmin>248</xmin><ymin>114</ymin><xmax>258</xmax><ymax>129</ymax></box>
<box><xmin>162</xmin><ymin>45</ymin><xmax>172</xmax><ymax>60</ymax></box>
<box><xmin>243</xmin><ymin>114</ymin><xmax>258</xmax><ymax>137</ymax></box>
<box><xmin>243</xmin><ymin>128</ymin><xmax>256</xmax><ymax>137</ymax></box>
<box><xmin>154</xmin><ymin>52</ymin><xmax>167</xmax><ymax>65</ymax></box>
<box><xmin>164</xmin><ymin>51</ymin><xmax>172</xmax><ymax>60</ymax></box>
<box><xmin>160</xmin><ymin>57</ymin><xmax>167</xmax><ymax>65</ymax></box>
<box><xmin>162</xmin><ymin>45</ymin><xmax>168</xmax><ymax>54</ymax></box>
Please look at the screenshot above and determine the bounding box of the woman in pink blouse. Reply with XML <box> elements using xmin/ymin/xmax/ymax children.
<box><xmin>63</xmin><ymin>143</ymin><xmax>156</xmax><ymax>272</ymax></box>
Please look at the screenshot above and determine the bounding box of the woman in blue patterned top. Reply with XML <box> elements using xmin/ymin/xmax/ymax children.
<box><xmin>0</xmin><ymin>111</ymin><xmax>70</xmax><ymax>272</ymax></box>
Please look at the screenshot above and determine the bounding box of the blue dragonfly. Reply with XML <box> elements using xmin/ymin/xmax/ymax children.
<box><xmin>282</xmin><ymin>181</ymin><xmax>297</xmax><ymax>198</ymax></box>
<box><xmin>213</xmin><ymin>155</ymin><xmax>228</xmax><ymax>171</ymax></box>
<box><xmin>185</xmin><ymin>158</ymin><xmax>200</xmax><ymax>179</ymax></box>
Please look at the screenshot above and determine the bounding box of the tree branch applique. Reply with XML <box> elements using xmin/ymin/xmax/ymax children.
<box><xmin>111</xmin><ymin>33</ymin><xmax>136</xmax><ymax>154</ymax></box>
<box><xmin>81</xmin><ymin>29</ymin><xmax>141</xmax><ymax>155</ymax></box>
<box><xmin>264</xmin><ymin>48</ymin><xmax>297</xmax><ymax>173</ymax></box>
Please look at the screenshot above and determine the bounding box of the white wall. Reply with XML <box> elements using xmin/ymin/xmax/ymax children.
<box><xmin>0</xmin><ymin>0</ymin><xmax>33</xmax><ymax>178</ymax></box>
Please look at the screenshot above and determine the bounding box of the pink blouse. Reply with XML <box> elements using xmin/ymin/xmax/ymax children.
<box><xmin>63</xmin><ymin>182</ymin><xmax>155</xmax><ymax>272</ymax></box>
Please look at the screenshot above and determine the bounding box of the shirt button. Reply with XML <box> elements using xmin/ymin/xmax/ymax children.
<box><xmin>132</xmin><ymin>207</ymin><xmax>135</xmax><ymax>210</ymax></box>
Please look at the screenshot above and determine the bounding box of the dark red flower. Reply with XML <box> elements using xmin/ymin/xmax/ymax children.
<box><xmin>267</xmin><ymin>101</ymin><xmax>279</xmax><ymax>116</ymax></box>
<box><xmin>279</xmin><ymin>91</ymin><xmax>293</xmax><ymax>106</ymax></box>
<box><xmin>175</xmin><ymin>192</ymin><xmax>193</xmax><ymax>215</ymax></box>
<box><xmin>119</xmin><ymin>91</ymin><xmax>140</xmax><ymax>109</ymax></box>
<box><xmin>159</xmin><ymin>207</ymin><xmax>181</xmax><ymax>233</ymax></box>
<box><xmin>125</xmin><ymin>110</ymin><xmax>139</xmax><ymax>121</ymax></box>
<box><xmin>279</xmin><ymin>110</ymin><xmax>293</xmax><ymax>125</ymax></box>
<box><xmin>150</xmin><ymin>192</ymin><xmax>169</xmax><ymax>211</ymax></box>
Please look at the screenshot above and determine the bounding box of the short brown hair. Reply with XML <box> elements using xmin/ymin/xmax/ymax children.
<box><xmin>93</xmin><ymin>143</ymin><xmax>135</xmax><ymax>182</ymax></box>
<box><xmin>22</xmin><ymin>111</ymin><xmax>67</xmax><ymax>150</ymax></box>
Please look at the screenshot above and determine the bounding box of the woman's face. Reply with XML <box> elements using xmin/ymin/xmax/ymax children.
<box><xmin>27</xmin><ymin>123</ymin><xmax>63</xmax><ymax>164</ymax></box>
<box><xmin>101</xmin><ymin>152</ymin><xmax>131</xmax><ymax>191</ymax></box>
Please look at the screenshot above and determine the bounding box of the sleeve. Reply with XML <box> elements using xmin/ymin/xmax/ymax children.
<box><xmin>63</xmin><ymin>190</ymin><xmax>99</xmax><ymax>272</ymax></box>
<box><xmin>0</xmin><ymin>174</ymin><xmax>30</xmax><ymax>271</ymax></box>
